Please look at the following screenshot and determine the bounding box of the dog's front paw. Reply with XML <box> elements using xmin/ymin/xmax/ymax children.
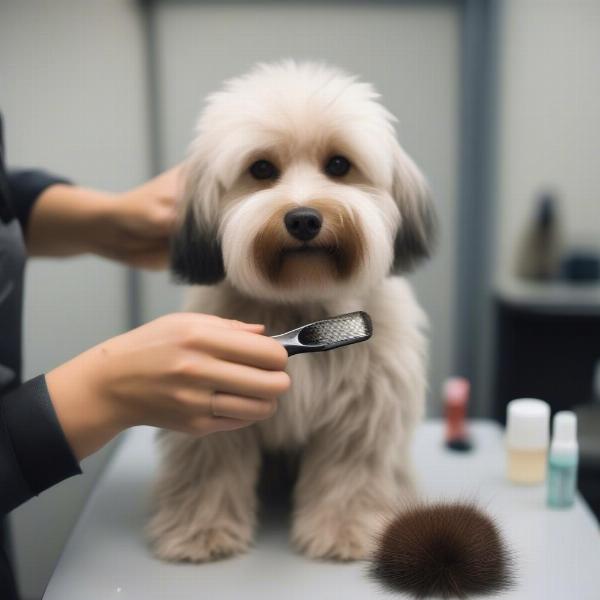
<box><xmin>291</xmin><ymin>512</ymin><xmax>378</xmax><ymax>561</ymax></box>
<box><xmin>148</xmin><ymin>520</ymin><xmax>252</xmax><ymax>563</ymax></box>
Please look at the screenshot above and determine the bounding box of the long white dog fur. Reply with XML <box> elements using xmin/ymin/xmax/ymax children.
<box><xmin>147</xmin><ymin>61</ymin><xmax>436</xmax><ymax>562</ymax></box>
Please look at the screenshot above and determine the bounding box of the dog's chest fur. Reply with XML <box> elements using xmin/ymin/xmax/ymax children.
<box><xmin>184</xmin><ymin>277</ymin><xmax>425</xmax><ymax>450</ymax></box>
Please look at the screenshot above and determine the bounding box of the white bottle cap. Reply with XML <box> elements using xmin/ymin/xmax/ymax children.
<box><xmin>506</xmin><ymin>398</ymin><xmax>550</xmax><ymax>450</ymax></box>
<box><xmin>550</xmin><ymin>411</ymin><xmax>578</xmax><ymax>456</ymax></box>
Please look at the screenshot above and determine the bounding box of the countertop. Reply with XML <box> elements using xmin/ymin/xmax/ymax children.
<box><xmin>43</xmin><ymin>420</ymin><xmax>600</xmax><ymax>599</ymax></box>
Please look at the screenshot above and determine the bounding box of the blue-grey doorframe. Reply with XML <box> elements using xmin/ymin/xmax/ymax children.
<box><xmin>133</xmin><ymin>0</ymin><xmax>500</xmax><ymax>416</ymax></box>
<box><xmin>455</xmin><ymin>0</ymin><xmax>500</xmax><ymax>415</ymax></box>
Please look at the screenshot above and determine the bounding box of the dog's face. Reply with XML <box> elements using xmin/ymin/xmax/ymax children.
<box><xmin>172</xmin><ymin>61</ymin><xmax>435</xmax><ymax>302</ymax></box>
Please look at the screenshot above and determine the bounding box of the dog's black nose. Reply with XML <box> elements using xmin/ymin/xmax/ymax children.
<box><xmin>284</xmin><ymin>207</ymin><xmax>322</xmax><ymax>241</ymax></box>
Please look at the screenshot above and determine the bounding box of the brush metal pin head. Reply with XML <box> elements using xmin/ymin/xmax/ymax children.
<box><xmin>272</xmin><ymin>311</ymin><xmax>373</xmax><ymax>356</ymax></box>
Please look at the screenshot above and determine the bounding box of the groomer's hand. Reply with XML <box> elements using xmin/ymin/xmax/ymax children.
<box><xmin>27</xmin><ymin>167</ymin><xmax>180</xmax><ymax>269</ymax></box>
<box><xmin>95</xmin><ymin>167</ymin><xmax>179</xmax><ymax>269</ymax></box>
<box><xmin>46</xmin><ymin>314</ymin><xmax>290</xmax><ymax>461</ymax></box>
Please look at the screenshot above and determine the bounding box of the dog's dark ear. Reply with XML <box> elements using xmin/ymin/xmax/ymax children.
<box><xmin>170</xmin><ymin>163</ymin><xmax>225</xmax><ymax>284</ymax></box>
<box><xmin>391</xmin><ymin>145</ymin><xmax>437</xmax><ymax>272</ymax></box>
<box><xmin>170</xmin><ymin>205</ymin><xmax>225</xmax><ymax>284</ymax></box>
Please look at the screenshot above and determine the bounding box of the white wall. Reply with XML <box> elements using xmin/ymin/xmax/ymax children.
<box><xmin>496</xmin><ymin>0</ymin><xmax>600</xmax><ymax>279</ymax></box>
<box><xmin>0</xmin><ymin>1</ymin><xmax>149</xmax><ymax>598</ymax></box>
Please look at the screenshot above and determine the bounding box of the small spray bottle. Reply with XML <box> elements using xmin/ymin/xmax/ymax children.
<box><xmin>547</xmin><ymin>411</ymin><xmax>578</xmax><ymax>509</ymax></box>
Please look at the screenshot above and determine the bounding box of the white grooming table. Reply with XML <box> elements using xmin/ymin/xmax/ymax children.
<box><xmin>43</xmin><ymin>421</ymin><xmax>600</xmax><ymax>600</ymax></box>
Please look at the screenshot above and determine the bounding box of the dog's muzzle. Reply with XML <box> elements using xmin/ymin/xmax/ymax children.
<box><xmin>253</xmin><ymin>201</ymin><xmax>365</xmax><ymax>287</ymax></box>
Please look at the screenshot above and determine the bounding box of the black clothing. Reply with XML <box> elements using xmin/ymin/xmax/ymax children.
<box><xmin>0</xmin><ymin>114</ymin><xmax>81</xmax><ymax>599</ymax></box>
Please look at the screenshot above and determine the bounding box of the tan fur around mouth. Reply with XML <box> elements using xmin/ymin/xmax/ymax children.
<box><xmin>253</xmin><ymin>201</ymin><xmax>365</xmax><ymax>287</ymax></box>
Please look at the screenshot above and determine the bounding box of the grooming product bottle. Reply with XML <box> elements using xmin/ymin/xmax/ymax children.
<box><xmin>443</xmin><ymin>377</ymin><xmax>472</xmax><ymax>451</ymax></box>
<box><xmin>506</xmin><ymin>399</ymin><xmax>550</xmax><ymax>484</ymax></box>
<box><xmin>547</xmin><ymin>411</ymin><xmax>578</xmax><ymax>509</ymax></box>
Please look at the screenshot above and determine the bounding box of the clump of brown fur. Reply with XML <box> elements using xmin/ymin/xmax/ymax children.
<box><xmin>369</xmin><ymin>502</ymin><xmax>515</xmax><ymax>599</ymax></box>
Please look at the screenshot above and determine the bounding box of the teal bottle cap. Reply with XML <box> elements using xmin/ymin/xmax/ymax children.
<box><xmin>551</xmin><ymin>411</ymin><xmax>578</xmax><ymax>457</ymax></box>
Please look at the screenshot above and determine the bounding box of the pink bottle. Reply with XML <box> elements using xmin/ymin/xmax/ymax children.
<box><xmin>443</xmin><ymin>377</ymin><xmax>472</xmax><ymax>452</ymax></box>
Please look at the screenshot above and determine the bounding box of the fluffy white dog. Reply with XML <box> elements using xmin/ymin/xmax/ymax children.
<box><xmin>148</xmin><ymin>61</ymin><xmax>436</xmax><ymax>562</ymax></box>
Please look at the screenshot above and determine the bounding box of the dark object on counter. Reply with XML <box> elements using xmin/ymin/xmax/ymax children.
<box><xmin>369</xmin><ymin>502</ymin><xmax>514</xmax><ymax>598</ymax></box>
<box><xmin>446</xmin><ymin>438</ymin><xmax>473</xmax><ymax>452</ymax></box>
<box><xmin>514</xmin><ymin>192</ymin><xmax>562</xmax><ymax>281</ymax></box>
<box><xmin>561</xmin><ymin>252</ymin><xmax>600</xmax><ymax>283</ymax></box>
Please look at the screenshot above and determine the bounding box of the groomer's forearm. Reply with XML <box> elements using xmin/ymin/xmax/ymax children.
<box><xmin>26</xmin><ymin>184</ymin><xmax>115</xmax><ymax>256</ymax></box>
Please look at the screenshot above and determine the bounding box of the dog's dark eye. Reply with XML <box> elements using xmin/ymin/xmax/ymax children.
<box><xmin>249</xmin><ymin>159</ymin><xmax>278</xmax><ymax>180</ymax></box>
<box><xmin>324</xmin><ymin>155</ymin><xmax>351</xmax><ymax>177</ymax></box>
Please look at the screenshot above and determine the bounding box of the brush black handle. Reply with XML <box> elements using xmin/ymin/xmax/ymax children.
<box><xmin>271</xmin><ymin>311</ymin><xmax>373</xmax><ymax>356</ymax></box>
<box><xmin>271</xmin><ymin>330</ymin><xmax>324</xmax><ymax>356</ymax></box>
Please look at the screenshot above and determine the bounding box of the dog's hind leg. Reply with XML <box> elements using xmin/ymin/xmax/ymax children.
<box><xmin>147</xmin><ymin>427</ymin><xmax>260</xmax><ymax>562</ymax></box>
<box><xmin>291</xmin><ymin>375</ymin><xmax>421</xmax><ymax>561</ymax></box>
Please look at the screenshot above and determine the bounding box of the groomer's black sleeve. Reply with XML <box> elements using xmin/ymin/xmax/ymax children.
<box><xmin>0</xmin><ymin>376</ymin><xmax>81</xmax><ymax>514</ymax></box>
<box><xmin>0</xmin><ymin>153</ymin><xmax>80</xmax><ymax>515</ymax></box>
<box><xmin>1</xmin><ymin>113</ymin><xmax>81</xmax><ymax>598</ymax></box>
<box><xmin>6</xmin><ymin>169</ymin><xmax>70</xmax><ymax>232</ymax></box>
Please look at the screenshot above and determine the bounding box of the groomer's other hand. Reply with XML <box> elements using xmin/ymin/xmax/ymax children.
<box><xmin>27</xmin><ymin>166</ymin><xmax>180</xmax><ymax>269</ymax></box>
<box><xmin>97</xmin><ymin>167</ymin><xmax>179</xmax><ymax>269</ymax></box>
<box><xmin>46</xmin><ymin>314</ymin><xmax>290</xmax><ymax>461</ymax></box>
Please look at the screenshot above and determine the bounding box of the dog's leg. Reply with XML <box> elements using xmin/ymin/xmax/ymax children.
<box><xmin>291</xmin><ymin>375</ymin><xmax>422</xmax><ymax>561</ymax></box>
<box><xmin>147</xmin><ymin>427</ymin><xmax>260</xmax><ymax>562</ymax></box>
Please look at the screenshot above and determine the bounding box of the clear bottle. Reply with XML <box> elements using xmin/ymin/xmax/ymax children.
<box><xmin>547</xmin><ymin>411</ymin><xmax>578</xmax><ymax>509</ymax></box>
<box><xmin>506</xmin><ymin>399</ymin><xmax>550</xmax><ymax>484</ymax></box>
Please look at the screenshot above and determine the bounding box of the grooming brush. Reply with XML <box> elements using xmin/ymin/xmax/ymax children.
<box><xmin>369</xmin><ymin>502</ymin><xmax>515</xmax><ymax>599</ymax></box>
<box><xmin>272</xmin><ymin>311</ymin><xmax>372</xmax><ymax>356</ymax></box>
